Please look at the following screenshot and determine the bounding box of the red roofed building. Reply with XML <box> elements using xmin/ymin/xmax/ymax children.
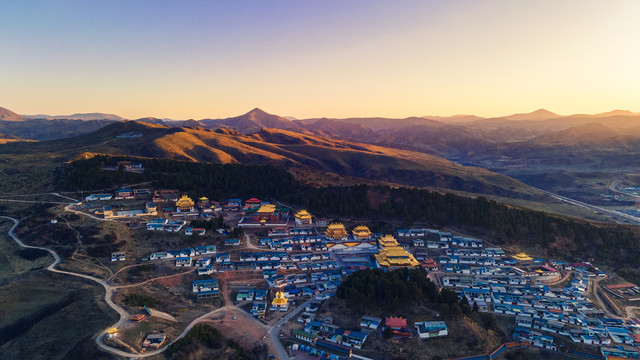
<box><xmin>386</xmin><ymin>317</ymin><xmax>410</xmax><ymax>336</ymax></box>
<box><xmin>421</xmin><ymin>258</ymin><xmax>439</xmax><ymax>271</ymax></box>
<box><xmin>244</xmin><ymin>198</ymin><xmax>261</xmax><ymax>210</ymax></box>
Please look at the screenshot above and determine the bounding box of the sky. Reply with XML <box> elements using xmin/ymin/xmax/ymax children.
<box><xmin>1</xmin><ymin>0</ymin><xmax>639</xmax><ymax>120</ymax></box>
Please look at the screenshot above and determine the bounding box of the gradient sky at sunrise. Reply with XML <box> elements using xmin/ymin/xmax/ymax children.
<box><xmin>1</xmin><ymin>0</ymin><xmax>639</xmax><ymax>119</ymax></box>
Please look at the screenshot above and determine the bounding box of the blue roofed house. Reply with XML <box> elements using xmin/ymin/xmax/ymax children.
<box><xmin>415</xmin><ymin>321</ymin><xmax>448</xmax><ymax>339</ymax></box>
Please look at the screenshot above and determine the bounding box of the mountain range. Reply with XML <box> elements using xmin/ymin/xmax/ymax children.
<box><xmin>50</xmin><ymin>120</ymin><xmax>536</xmax><ymax>198</ymax></box>
<box><xmin>4</xmin><ymin>105</ymin><xmax>640</xmax><ymax>205</ymax></box>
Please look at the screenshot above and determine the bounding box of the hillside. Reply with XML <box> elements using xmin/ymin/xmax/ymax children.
<box><xmin>0</xmin><ymin>107</ymin><xmax>26</xmax><ymax>121</ymax></box>
<box><xmin>24</xmin><ymin>113</ymin><xmax>125</xmax><ymax>121</ymax></box>
<box><xmin>527</xmin><ymin>122</ymin><xmax>621</xmax><ymax>145</ymax></box>
<box><xmin>0</xmin><ymin>119</ymin><xmax>117</xmax><ymax>141</ymax></box>
<box><xmin>1</xmin><ymin>120</ymin><xmax>541</xmax><ymax>198</ymax></box>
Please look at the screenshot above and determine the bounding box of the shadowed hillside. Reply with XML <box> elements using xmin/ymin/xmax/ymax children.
<box><xmin>0</xmin><ymin>120</ymin><xmax>542</xmax><ymax>198</ymax></box>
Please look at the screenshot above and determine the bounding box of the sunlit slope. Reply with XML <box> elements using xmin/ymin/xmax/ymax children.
<box><xmin>1</xmin><ymin>120</ymin><xmax>540</xmax><ymax>198</ymax></box>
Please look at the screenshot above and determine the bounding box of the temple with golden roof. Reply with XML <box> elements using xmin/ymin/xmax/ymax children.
<box><xmin>512</xmin><ymin>252</ymin><xmax>533</xmax><ymax>266</ymax></box>
<box><xmin>325</xmin><ymin>223</ymin><xmax>348</xmax><ymax>240</ymax></box>
<box><xmin>271</xmin><ymin>287</ymin><xmax>289</xmax><ymax>312</ymax></box>
<box><xmin>176</xmin><ymin>195</ymin><xmax>195</xmax><ymax>212</ymax></box>
<box><xmin>375</xmin><ymin>235</ymin><xmax>419</xmax><ymax>269</ymax></box>
<box><xmin>294</xmin><ymin>210</ymin><xmax>313</xmax><ymax>226</ymax></box>
<box><xmin>352</xmin><ymin>225</ymin><xmax>372</xmax><ymax>240</ymax></box>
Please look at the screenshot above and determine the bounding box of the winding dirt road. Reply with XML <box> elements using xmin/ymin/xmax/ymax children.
<box><xmin>1</xmin><ymin>215</ymin><xmax>292</xmax><ymax>358</ymax></box>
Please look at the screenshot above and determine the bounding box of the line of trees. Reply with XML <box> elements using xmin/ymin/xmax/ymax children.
<box><xmin>56</xmin><ymin>155</ymin><xmax>300</xmax><ymax>200</ymax></box>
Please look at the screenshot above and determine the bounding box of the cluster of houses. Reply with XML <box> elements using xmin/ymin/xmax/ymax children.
<box><xmin>292</xmin><ymin>315</ymin><xmax>448</xmax><ymax>360</ymax></box>
<box><xmin>101</xmin><ymin>202</ymin><xmax>157</xmax><ymax>219</ymax></box>
<box><xmin>239</xmin><ymin>270</ymin><xmax>343</xmax><ymax>319</ymax></box>
<box><xmin>102</xmin><ymin>161</ymin><xmax>145</xmax><ymax>173</ymax></box>
<box><xmin>145</xmin><ymin>218</ymin><xmax>186</xmax><ymax>231</ymax></box>
<box><xmin>404</xmin><ymin>226</ymin><xmax>639</xmax><ymax>355</ymax></box>
<box><xmin>85</xmin><ymin>187</ymin><xmax>150</xmax><ymax>202</ymax></box>
<box><xmin>100</xmin><ymin>193</ymin><xmax>640</xmax><ymax>358</ymax></box>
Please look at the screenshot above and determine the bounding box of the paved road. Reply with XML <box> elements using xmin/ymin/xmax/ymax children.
<box><xmin>64</xmin><ymin>204</ymin><xmax>113</xmax><ymax>221</ymax></box>
<box><xmin>268</xmin><ymin>296</ymin><xmax>317</xmax><ymax>360</ymax></box>
<box><xmin>245</xmin><ymin>233</ymin><xmax>258</xmax><ymax>249</ymax></box>
<box><xmin>0</xmin><ymin>199</ymin><xmax>71</xmax><ymax>204</ymax></box>
<box><xmin>534</xmin><ymin>187</ymin><xmax>640</xmax><ymax>225</ymax></box>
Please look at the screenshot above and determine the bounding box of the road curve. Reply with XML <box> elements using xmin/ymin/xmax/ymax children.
<box><xmin>0</xmin><ymin>216</ymin><xmax>137</xmax><ymax>356</ymax></box>
<box><xmin>1</xmin><ymin>215</ymin><xmax>292</xmax><ymax>358</ymax></box>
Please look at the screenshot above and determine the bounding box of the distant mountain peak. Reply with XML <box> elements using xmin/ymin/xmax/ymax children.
<box><xmin>246</xmin><ymin>107</ymin><xmax>268</xmax><ymax>115</ymax></box>
<box><xmin>595</xmin><ymin>109</ymin><xmax>635</xmax><ymax>117</ymax></box>
<box><xmin>0</xmin><ymin>106</ymin><xmax>26</xmax><ymax>121</ymax></box>
<box><xmin>501</xmin><ymin>109</ymin><xmax>561</xmax><ymax>121</ymax></box>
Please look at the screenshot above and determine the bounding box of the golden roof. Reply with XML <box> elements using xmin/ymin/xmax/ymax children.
<box><xmin>257</xmin><ymin>204</ymin><xmax>277</xmax><ymax>213</ymax></box>
<box><xmin>375</xmin><ymin>234</ymin><xmax>419</xmax><ymax>268</ymax></box>
<box><xmin>512</xmin><ymin>252</ymin><xmax>533</xmax><ymax>261</ymax></box>
<box><xmin>352</xmin><ymin>225</ymin><xmax>371</xmax><ymax>237</ymax></box>
<box><xmin>374</xmin><ymin>251</ymin><xmax>419</xmax><ymax>268</ymax></box>
<box><xmin>325</xmin><ymin>223</ymin><xmax>348</xmax><ymax>238</ymax></box>
<box><xmin>378</xmin><ymin>234</ymin><xmax>399</xmax><ymax>247</ymax></box>
<box><xmin>272</xmin><ymin>290</ymin><xmax>288</xmax><ymax>306</ymax></box>
<box><xmin>176</xmin><ymin>195</ymin><xmax>195</xmax><ymax>208</ymax></box>
<box><xmin>295</xmin><ymin>210</ymin><xmax>312</xmax><ymax>219</ymax></box>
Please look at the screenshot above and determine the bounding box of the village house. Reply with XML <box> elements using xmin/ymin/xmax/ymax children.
<box><xmin>192</xmin><ymin>279</ymin><xmax>219</xmax><ymax>298</ymax></box>
<box><xmin>85</xmin><ymin>194</ymin><xmax>113</xmax><ymax>201</ymax></box>
<box><xmin>360</xmin><ymin>316</ymin><xmax>382</xmax><ymax>330</ymax></box>
<box><xmin>114</xmin><ymin>188</ymin><xmax>134</xmax><ymax>199</ymax></box>
<box><xmin>197</xmin><ymin>265</ymin><xmax>215</xmax><ymax>275</ymax></box>
<box><xmin>153</xmin><ymin>189</ymin><xmax>179</xmax><ymax>202</ymax></box>
<box><xmin>385</xmin><ymin>317</ymin><xmax>410</xmax><ymax>337</ymax></box>
<box><xmin>142</xmin><ymin>334</ymin><xmax>166</xmax><ymax>349</ymax></box>
<box><xmin>243</xmin><ymin>197</ymin><xmax>262</xmax><ymax>210</ymax></box>
<box><xmin>110</xmin><ymin>251</ymin><xmax>125</xmax><ymax>262</ymax></box>
<box><xmin>415</xmin><ymin>321</ymin><xmax>448</xmax><ymax>339</ymax></box>
<box><xmin>184</xmin><ymin>227</ymin><xmax>206</xmax><ymax>236</ymax></box>
<box><xmin>175</xmin><ymin>257</ymin><xmax>192</xmax><ymax>267</ymax></box>
<box><xmin>225</xmin><ymin>239</ymin><xmax>241</xmax><ymax>246</ymax></box>
<box><xmin>251</xmin><ymin>302</ymin><xmax>267</xmax><ymax>318</ymax></box>
<box><xmin>420</xmin><ymin>259</ymin><xmax>439</xmax><ymax>271</ymax></box>
<box><xmin>236</xmin><ymin>289</ymin><xmax>255</xmax><ymax>302</ymax></box>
